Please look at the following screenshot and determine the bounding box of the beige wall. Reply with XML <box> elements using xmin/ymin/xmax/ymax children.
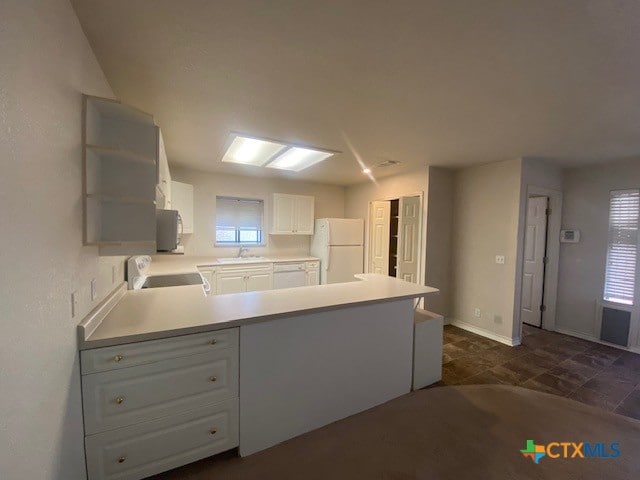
<box><xmin>0</xmin><ymin>1</ymin><xmax>125</xmax><ymax>478</ymax></box>
<box><xmin>425</xmin><ymin>167</ymin><xmax>454</xmax><ymax>317</ymax></box>
<box><xmin>451</xmin><ymin>159</ymin><xmax>523</xmax><ymax>342</ymax></box>
<box><xmin>171</xmin><ymin>167</ymin><xmax>346</xmax><ymax>256</ymax></box>
<box><xmin>556</xmin><ymin>159</ymin><xmax>640</xmax><ymax>336</ymax></box>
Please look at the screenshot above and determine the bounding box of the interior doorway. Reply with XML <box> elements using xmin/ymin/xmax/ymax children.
<box><xmin>520</xmin><ymin>195</ymin><xmax>550</xmax><ymax>328</ymax></box>
<box><xmin>368</xmin><ymin>195</ymin><xmax>422</xmax><ymax>283</ymax></box>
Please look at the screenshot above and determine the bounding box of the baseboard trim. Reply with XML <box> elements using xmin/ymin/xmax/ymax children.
<box><xmin>449</xmin><ymin>319</ymin><xmax>520</xmax><ymax>346</ymax></box>
<box><xmin>553</xmin><ymin>326</ymin><xmax>640</xmax><ymax>354</ymax></box>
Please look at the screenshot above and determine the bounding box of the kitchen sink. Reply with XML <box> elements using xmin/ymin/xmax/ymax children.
<box><xmin>217</xmin><ymin>256</ymin><xmax>268</xmax><ymax>263</ymax></box>
<box><xmin>141</xmin><ymin>273</ymin><xmax>204</xmax><ymax>289</ymax></box>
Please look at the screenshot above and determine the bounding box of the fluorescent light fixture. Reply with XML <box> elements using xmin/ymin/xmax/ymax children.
<box><xmin>221</xmin><ymin>135</ymin><xmax>287</xmax><ymax>166</ymax></box>
<box><xmin>266</xmin><ymin>147</ymin><xmax>334</xmax><ymax>172</ymax></box>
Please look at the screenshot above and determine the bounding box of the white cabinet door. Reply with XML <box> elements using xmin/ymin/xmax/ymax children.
<box><xmin>306</xmin><ymin>269</ymin><xmax>319</xmax><ymax>286</ymax></box>
<box><xmin>272</xmin><ymin>194</ymin><xmax>315</xmax><ymax>234</ymax></box>
<box><xmin>246</xmin><ymin>273</ymin><xmax>273</xmax><ymax>292</ymax></box>
<box><xmin>217</xmin><ymin>273</ymin><xmax>246</xmax><ymax>295</ymax></box>
<box><xmin>171</xmin><ymin>181</ymin><xmax>194</xmax><ymax>233</ymax></box>
<box><xmin>272</xmin><ymin>194</ymin><xmax>296</xmax><ymax>234</ymax></box>
<box><xmin>295</xmin><ymin>196</ymin><xmax>315</xmax><ymax>234</ymax></box>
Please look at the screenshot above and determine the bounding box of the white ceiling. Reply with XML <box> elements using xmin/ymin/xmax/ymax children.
<box><xmin>71</xmin><ymin>0</ymin><xmax>640</xmax><ymax>186</ymax></box>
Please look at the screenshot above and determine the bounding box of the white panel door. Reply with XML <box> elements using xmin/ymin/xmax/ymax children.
<box><xmin>397</xmin><ymin>196</ymin><xmax>421</xmax><ymax>283</ymax></box>
<box><xmin>325</xmin><ymin>245</ymin><xmax>364</xmax><ymax>284</ymax></box>
<box><xmin>246</xmin><ymin>273</ymin><xmax>273</xmax><ymax>292</ymax></box>
<box><xmin>520</xmin><ymin>196</ymin><xmax>548</xmax><ymax>327</ymax></box>
<box><xmin>217</xmin><ymin>273</ymin><xmax>246</xmax><ymax>294</ymax></box>
<box><xmin>294</xmin><ymin>195</ymin><xmax>315</xmax><ymax>234</ymax></box>
<box><xmin>368</xmin><ymin>201</ymin><xmax>390</xmax><ymax>275</ymax></box>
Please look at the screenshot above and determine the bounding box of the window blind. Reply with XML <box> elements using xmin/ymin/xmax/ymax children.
<box><xmin>604</xmin><ymin>189</ymin><xmax>639</xmax><ymax>305</ymax></box>
<box><xmin>215</xmin><ymin>197</ymin><xmax>264</xmax><ymax>244</ymax></box>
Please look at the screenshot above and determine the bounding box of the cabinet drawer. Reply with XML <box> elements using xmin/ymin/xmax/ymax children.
<box><xmin>85</xmin><ymin>399</ymin><xmax>238</xmax><ymax>480</ymax></box>
<box><xmin>219</xmin><ymin>263</ymin><xmax>273</xmax><ymax>273</ymax></box>
<box><xmin>81</xmin><ymin>328</ymin><xmax>238</xmax><ymax>374</ymax></box>
<box><xmin>82</xmin><ymin>349</ymin><xmax>238</xmax><ymax>435</ymax></box>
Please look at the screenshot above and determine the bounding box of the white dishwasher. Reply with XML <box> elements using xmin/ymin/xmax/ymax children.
<box><xmin>273</xmin><ymin>262</ymin><xmax>307</xmax><ymax>289</ymax></box>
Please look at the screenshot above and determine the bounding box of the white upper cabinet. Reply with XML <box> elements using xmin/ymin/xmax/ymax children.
<box><xmin>83</xmin><ymin>95</ymin><xmax>158</xmax><ymax>256</ymax></box>
<box><xmin>271</xmin><ymin>194</ymin><xmax>315</xmax><ymax>235</ymax></box>
<box><xmin>171</xmin><ymin>181</ymin><xmax>194</xmax><ymax>234</ymax></box>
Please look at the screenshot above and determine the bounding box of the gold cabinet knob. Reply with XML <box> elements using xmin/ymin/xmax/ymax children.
<box><xmin>209</xmin><ymin>339</ymin><xmax>217</xmax><ymax>345</ymax></box>
<box><xmin>118</xmin><ymin>457</ymin><xmax>126</xmax><ymax>464</ymax></box>
<box><xmin>113</xmin><ymin>355</ymin><xmax>124</xmax><ymax>362</ymax></box>
<box><xmin>115</xmin><ymin>396</ymin><xmax>125</xmax><ymax>405</ymax></box>
<box><xmin>210</xmin><ymin>428</ymin><xmax>217</xmax><ymax>435</ymax></box>
<box><xmin>209</xmin><ymin>376</ymin><xmax>217</xmax><ymax>382</ymax></box>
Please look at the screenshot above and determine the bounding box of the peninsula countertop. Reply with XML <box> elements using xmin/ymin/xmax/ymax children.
<box><xmin>78</xmin><ymin>274</ymin><xmax>438</xmax><ymax>350</ymax></box>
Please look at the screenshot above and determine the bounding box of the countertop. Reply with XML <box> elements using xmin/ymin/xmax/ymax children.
<box><xmin>79</xmin><ymin>274</ymin><xmax>438</xmax><ymax>350</ymax></box>
<box><xmin>147</xmin><ymin>254</ymin><xmax>320</xmax><ymax>275</ymax></box>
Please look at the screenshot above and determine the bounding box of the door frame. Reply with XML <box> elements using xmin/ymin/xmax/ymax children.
<box><xmin>365</xmin><ymin>192</ymin><xmax>424</xmax><ymax>288</ymax></box>
<box><xmin>515</xmin><ymin>185</ymin><xmax>563</xmax><ymax>336</ymax></box>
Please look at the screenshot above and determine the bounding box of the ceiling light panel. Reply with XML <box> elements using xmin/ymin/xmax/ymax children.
<box><xmin>221</xmin><ymin>135</ymin><xmax>287</xmax><ymax>166</ymax></box>
<box><xmin>266</xmin><ymin>147</ymin><xmax>334</xmax><ymax>172</ymax></box>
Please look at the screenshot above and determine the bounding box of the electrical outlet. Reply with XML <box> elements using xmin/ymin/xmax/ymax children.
<box><xmin>91</xmin><ymin>278</ymin><xmax>97</xmax><ymax>301</ymax></box>
<box><xmin>495</xmin><ymin>255</ymin><xmax>505</xmax><ymax>264</ymax></box>
<box><xmin>474</xmin><ymin>308</ymin><xmax>481</xmax><ymax>318</ymax></box>
<box><xmin>71</xmin><ymin>291</ymin><xmax>78</xmax><ymax>318</ymax></box>
<box><xmin>494</xmin><ymin>315</ymin><xmax>503</xmax><ymax>324</ymax></box>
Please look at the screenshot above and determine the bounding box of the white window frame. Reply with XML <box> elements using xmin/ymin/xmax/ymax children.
<box><xmin>603</xmin><ymin>189</ymin><xmax>640</xmax><ymax>306</ymax></box>
<box><xmin>215</xmin><ymin>196</ymin><xmax>265</xmax><ymax>246</ymax></box>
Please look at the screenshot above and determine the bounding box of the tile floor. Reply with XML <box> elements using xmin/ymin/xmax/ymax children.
<box><xmin>439</xmin><ymin>324</ymin><xmax>640</xmax><ymax>421</ymax></box>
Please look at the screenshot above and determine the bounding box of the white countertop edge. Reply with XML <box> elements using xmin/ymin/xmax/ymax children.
<box><xmin>77</xmin><ymin>282</ymin><xmax>127</xmax><ymax>345</ymax></box>
<box><xmin>78</xmin><ymin>274</ymin><xmax>439</xmax><ymax>351</ymax></box>
<box><xmin>79</xmin><ymin>292</ymin><xmax>430</xmax><ymax>350</ymax></box>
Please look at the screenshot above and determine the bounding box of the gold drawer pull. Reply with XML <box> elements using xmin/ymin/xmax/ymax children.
<box><xmin>209</xmin><ymin>339</ymin><xmax>217</xmax><ymax>345</ymax></box>
<box><xmin>209</xmin><ymin>376</ymin><xmax>217</xmax><ymax>382</ymax></box>
<box><xmin>113</xmin><ymin>355</ymin><xmax>124</xmax><ymax>362</ymax></box>
<box><xmin>118</xmin><ymin>457</ymin><xmax>126</xmax><ymax>464</ymax></box>
<box><xmin>115</xmin><ymin>396</ymin><xmax>125</xmax><ymax>405</ymax></box>
<box><xmin>210</xmin><ymin>428</ymin><xmax>217</xmax><ymax>435</ymax></box>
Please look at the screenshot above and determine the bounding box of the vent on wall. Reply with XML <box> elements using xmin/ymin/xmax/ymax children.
<box><xmin>597</xmin><ymin>303</ymin><xmax>632</xmax><ymax>347</ymax></box>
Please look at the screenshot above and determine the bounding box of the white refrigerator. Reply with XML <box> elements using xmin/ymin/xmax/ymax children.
<box><xmin>310</xmin><ymin>218</ymin><xmax>364</xmax><ymax>284</ymax></box>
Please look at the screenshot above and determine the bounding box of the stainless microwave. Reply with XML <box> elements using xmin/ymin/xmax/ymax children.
<box><xmin>156</xmin><ymin>209</ymin><xmax>182</xmax><ymax>251</ymax></box>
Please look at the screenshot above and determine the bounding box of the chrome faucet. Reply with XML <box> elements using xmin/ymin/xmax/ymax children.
<box><xmin>238</xmin><ymin>246</ymin><xmax>249</xmax><ymax>258</ymax></box>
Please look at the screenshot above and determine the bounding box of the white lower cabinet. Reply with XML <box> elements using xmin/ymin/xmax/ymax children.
<box><xmin>305</xmin><ymin>261</ymin><xmax>320</xmax><ymax>286</ymax></box>
<box><xmin>85</xmin><ymin>401</ymin><xmax>238</xmax><ymax>480</ymax></box>
<box><xmin>215</xmin><ymin>264</ymin><xmax>273</xmax><ymax>295</ymax></box>
<box><xmin>81</xmin><ymin>328</ymin><xmax>239</xmax><ymax>480</ymax></box>
<box><xmin>246</xmin><ymin>272</ymin><xmax>272</xmax><ymax>292</ymax></box>
<box><xmin>218</xmin><ymin>273</ymin><xmax>247</xmax><ymax>294</ymax></box>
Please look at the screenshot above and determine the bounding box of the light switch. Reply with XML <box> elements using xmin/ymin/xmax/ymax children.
<box><xmin>495</xmin><ymin>255</ymin><xmax>505</xmax><ymax>264</ymax></box>
<box><xmin>91</xmin><ymin>278</ymin><xmax>97</xmax><ymax>301</ymax></box>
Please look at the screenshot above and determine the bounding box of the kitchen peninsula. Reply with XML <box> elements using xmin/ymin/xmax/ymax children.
<box><xmin>78</xmin><ymin>264</ymin><xmax>438</xmax><ymax>480</ymax></box>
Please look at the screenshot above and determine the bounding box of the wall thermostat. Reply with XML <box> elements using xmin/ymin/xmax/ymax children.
<box><xmin>560</xmin><ymin>230</ymin><xmax>580</xmax><ymax>243</ymax></box>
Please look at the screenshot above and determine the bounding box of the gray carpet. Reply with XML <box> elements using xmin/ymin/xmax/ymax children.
<box><xmin>151</xmin><ymin>385</ymin><xmax>640</xmax><ymax>479</ymax></box>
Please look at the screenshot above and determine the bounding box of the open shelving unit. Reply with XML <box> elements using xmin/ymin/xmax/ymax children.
<box><xmin>82</xmin><ymin>95</ymin><xmax>159</xmax><ymax>255</ymax></box>
<box><xmin>388</xmin><ymin>199</ymin><xmax>400</xmax><ymax>277</ymax></box>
